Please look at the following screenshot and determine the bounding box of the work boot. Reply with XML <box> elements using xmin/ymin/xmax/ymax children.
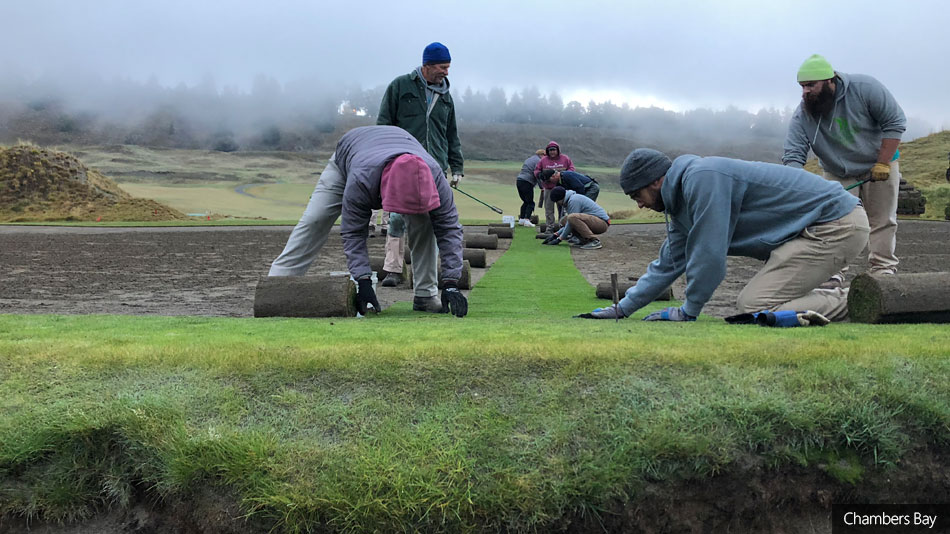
<box><xmin>818</xmin><ymin>274</ymin><xmax>844</xmax><ymax>290</ymax></box>
<box><xmin>579</xmin><ymin>238</ymin><xmax>603</xmax><ymax>250</ymax></box>
<box><xmin>381</xmin><ymin>271</ymin><xmax>402</xmax><ymax>287</ymax></box>
<box><xmin>412</xmin><ymin>295</ymin><xmax>443</xmax><ymax>313</ymax></box>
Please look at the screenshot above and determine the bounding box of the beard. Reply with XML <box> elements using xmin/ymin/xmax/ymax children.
<box><xmin>651</xmin><ymin>195</ymin><xmax>666</xmax><ymax>213</ymax></box>
<box><xmin>802</xmin><ymin>82</ymin><xmax>836</xmax><ymax>117</ymax></box>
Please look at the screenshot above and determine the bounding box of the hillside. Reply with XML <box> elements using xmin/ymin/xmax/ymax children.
<box><xmin>0</xmin><ymin>143</ymin><xmax>187</xmax><ymax>222</ymax></box>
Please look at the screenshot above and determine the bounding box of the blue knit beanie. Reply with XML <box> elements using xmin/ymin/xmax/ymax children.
<box><xmin>422</xmin><ymin>42</ymin><xmax>451</xmax><ymax>65</ymax></box>
<box><xmin>550</xmin><ymin>186</ymin><xmax>566</xmax><ymax>203</ymax></box>
<box><xmin>619</xmin><ymin>149</ymin><xmax>672</xmax><ymax>195</ymax></box>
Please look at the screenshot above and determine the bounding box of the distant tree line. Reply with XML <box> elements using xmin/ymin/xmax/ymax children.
<box><xmin>0</xmin><ymin>76</ymin><xmax>933</xmax><ymax>163</ymax></box>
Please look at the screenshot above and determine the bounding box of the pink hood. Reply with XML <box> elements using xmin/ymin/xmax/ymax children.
<box><xmin>380</xmin><ymin>154</ymin><xmax>440</xmax><ymax>214</ymax></box>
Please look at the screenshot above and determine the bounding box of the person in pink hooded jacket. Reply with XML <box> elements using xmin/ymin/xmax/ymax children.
<box><xmin>534</xmin><ymin>141</ymin><xmax>574</xmax><ymax>229</ymax></box>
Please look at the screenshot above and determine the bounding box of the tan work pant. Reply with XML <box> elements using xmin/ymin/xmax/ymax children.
<box><xmin>737</xmin><ymin>205</ymin><xmax>869</xmax><ymax>321</ymax></box>
<box><xmin>824</xmin><ymin>161</ymin><xmax>900</xmax><ymax>275</ymax></box>
<box><xmin>383</xmin><ymin>234</ymin><xmax>405</xmax><ymax>274</ymax></box>
<box><xmin>565</xmin><ymin>213</ymin><xmax>608</xmax><ymax>240</ymax></box>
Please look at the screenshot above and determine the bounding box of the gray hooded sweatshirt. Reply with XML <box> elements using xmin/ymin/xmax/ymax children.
<box><xmin>617</xmin><ymin>155</ymin><xmax>858</xmax><ymax>318</ymax></box>
<box><xmin>783</xmin><ymin>72</ymin><xmax>905</xmax><ymax>177</ymax></box>
<box><xmin>335</xmin><ymin>125</ymin><xmax>463</xmax><ymax>281</ymax></box>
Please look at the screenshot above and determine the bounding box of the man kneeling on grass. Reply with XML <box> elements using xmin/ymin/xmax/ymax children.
<box><xmin>268</xmin><ymin>125</ymin><xmax>468</xmax><ymax>317</ymax></box>
<box><xmin>578</xmin><ymin>148</ymin><xmax>869</xmax><ymax>323</ymax></box>
<box><xmin>541</xmin><ymin>186</ymin><xmax>609</xmax><ymax>250</ymax></box>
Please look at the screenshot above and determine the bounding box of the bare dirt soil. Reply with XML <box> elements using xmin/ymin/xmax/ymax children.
<box><xmin>1</xmin><ymin>220</ymin><xmax>947</xmax><ymax>318</ymax></box>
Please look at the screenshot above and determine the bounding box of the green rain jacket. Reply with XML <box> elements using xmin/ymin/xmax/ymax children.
<box><xmin>377</xmin><ymin>69</ymin><xmax>463</xmax><ymax>175</ymax></box>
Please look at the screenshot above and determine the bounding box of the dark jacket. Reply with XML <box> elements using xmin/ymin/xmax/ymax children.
<box><xmin>335</xmin><ymin>126</ymin><xmax>463</xmax><ymax>282</ymax></box>
<box><xmin>557</xmin><ymin>171</ymin><xmax>594</xmax><ymax>194</ymax></box>
<box><xmin>377</xmin><ymin>69</ymin><xmax>464</xmax><ymax>175</ymax></box>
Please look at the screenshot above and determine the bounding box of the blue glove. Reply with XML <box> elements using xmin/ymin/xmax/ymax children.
<box><xmin>755</xmin><ymin>310</ymin><xmax>830</xmax><ymax>327</ymax></box>
<box><xmin>643</xmin><ymin>306</ymin><xmax>695</xmax><ymax>322</ymax></box>
<box><xmin>575</xmin><ymin>304</ymin><xmax>626</xmax><ymax>319</ymax></box>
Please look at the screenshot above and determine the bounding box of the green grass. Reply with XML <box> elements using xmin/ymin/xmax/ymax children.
<box><xmin>2</xmin><ymin>228</ymin><xmax>949</xmax><ymax>532</ymax></box>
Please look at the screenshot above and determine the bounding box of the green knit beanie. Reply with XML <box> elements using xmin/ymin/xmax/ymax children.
<box><xmin>797</xmin><ymin>54</ymin><xmax>834</xmax><ymax>82</ymax></box>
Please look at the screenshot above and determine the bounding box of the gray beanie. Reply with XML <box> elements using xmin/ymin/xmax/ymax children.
<box><xmin>619</xmin><ymin>148</ymin><xmax>672</xmax><ymax>194</ymax></box>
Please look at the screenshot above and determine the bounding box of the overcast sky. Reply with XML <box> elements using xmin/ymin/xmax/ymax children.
<box><xmin>5</xmin><ymin>0</ymin><xmax>949</xmax><ymax>129</ymax></box>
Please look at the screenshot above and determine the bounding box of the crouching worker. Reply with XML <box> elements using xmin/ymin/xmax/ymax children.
<box><xmin>268</xmin><ymin>125</ymin><xmax>468</xmax><ymax>317</ymax></box>
<box><xmin>578</xmin><ymin>148</ymin><xmax>869</xmax><ymax>322</ymax></box>
<box><xmin>541</xmin><ymin>186</ymin><xmax>609</xmax><ymax>250</ymax></box>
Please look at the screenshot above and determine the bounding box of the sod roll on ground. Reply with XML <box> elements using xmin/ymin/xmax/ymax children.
<box><xmin>253</xmin><ymin>275</ymin><xmax>357</xmax><ymax>317</ymax></box>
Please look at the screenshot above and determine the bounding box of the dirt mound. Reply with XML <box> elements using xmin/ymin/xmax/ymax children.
<box><xmin>0</xmin><ymin>143</ymin><xmax>187</xmax><ymax>222</ymax></box>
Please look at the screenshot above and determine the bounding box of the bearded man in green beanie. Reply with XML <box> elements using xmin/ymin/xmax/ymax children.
<box><xmin>783</xmin><ymin>54</ymin><xmax>906</xmax><ymax>289</ymax></box>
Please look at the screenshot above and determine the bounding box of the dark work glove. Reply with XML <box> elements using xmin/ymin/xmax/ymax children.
<box><xmin>356</xmin><ymin>278</ymin><xmax>380</xmax><ymax>315</ymax></box>
<box><xmin>542</xmin><ymin>235</ymin><xmax>561</xmax><ymax>245</ymax></box>
<box><xmin>575</xmin><ymin>304</ymin><xmax>626</xmax><ymax>319</ymax></box>
<box><xmin>643</xmin><ymin>306</ymin><xmax>695</xmax><ymax>322</ymax></box>
<box><xmin>440</xmin><ymin>280</ymin><xmax>468</xmax><ymax>317</ymax></box>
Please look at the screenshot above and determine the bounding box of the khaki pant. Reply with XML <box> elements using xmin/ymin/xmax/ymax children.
<box><xmin>565</xmin><ymin>213</ymin><xmax>608</xmax><ymax>240</ymax></box>
<box><xmin>542</xmin><ymin>188</ymin><xmax>556</xmax><ymax>226</ymax></box>
<box><xmin>737</xmin><ymin>205</ymin><xmax>869</xmax><ymax>321</ymax></box>
<box><xmin>824</xmin><ymin>161</ymin><xmax>900</xmax><ymax>275</ymax></box>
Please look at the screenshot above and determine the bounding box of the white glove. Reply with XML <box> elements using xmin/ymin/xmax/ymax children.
<box><xmin>796</xmin><ymin>310</ymin><xmax>830</xmax><ymax>327</ymax></box>
<box><xmin>451</xmin><ymin>174</ymin><xmax>462</xmax><ymax>188</ymax></box>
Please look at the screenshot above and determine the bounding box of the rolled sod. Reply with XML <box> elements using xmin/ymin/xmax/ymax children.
<box><xmin>595</xmin><ymin>281</ymin><xmax>672</xmax><ymax>301</ymax></box>
<box><xmin>848</xmin><ymin>272</ymin><xmax>950</xmax><ymax>323</ymax></box>
<box><xmin>464</xmin><ymin>234</ymin><xmax>498</xmax><ymax>250</ymax></box>
<box><xmin>254</xmin><ymin>276</ymin><xmax>356</xmax><ymax>318</ymax></box>
<box><xmin>462</xmin><ymin>248</ymin><xmax>487</xmax><ymax>268</ymax></box>
<box><xmin>538</xmin><ymin>223</ymin><xmax>547</xmax><ymax>233</ymax></box>
<box><xmin>488</xmin><ymin>227</ymin><xmax>514</xmax><ymax>239</ymax></box>
<box><xmin>536</xmin><ymin>233</ymin><xmax>552</xmax><ymax>240</ymax></box>
<box><xmin>488</xmin><ymin>223</ymin><xmax>511</xmax><ymax>228</ymax></box>
<box><xmin>408</xmin><ymin>259</ymin><xmax>472</xmax><ymax>289</ymax></box>
<box><xmin>530</xmin><ymin>215</ymin><xmax>539</xmax><ymax>224</ymax></box>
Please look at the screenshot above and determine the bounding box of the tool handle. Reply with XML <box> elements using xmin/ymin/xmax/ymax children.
<box><xmin>845</xmin><ymin>178</ymin><xmax>870</xmax><ymax>191</ymax></box>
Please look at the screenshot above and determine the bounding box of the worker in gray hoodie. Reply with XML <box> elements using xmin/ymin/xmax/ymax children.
<box><xmin>783</xmin><ymin>54</ymin><xmax>905</xmax><ymax>289</ymax></box>
<box><xmin>541</xmin><ymin>186</ymin><xmax>609</xmax><ymax>250</ymax></box>
<box><xmin>267</xmin><ymin>125</ymin><xmax>467</xmax><ymax>317</ymax></box>
<box><xmin>578</xmin><ymin>149</ymin><xmax>869</xmax><ymax>323</ymax></box>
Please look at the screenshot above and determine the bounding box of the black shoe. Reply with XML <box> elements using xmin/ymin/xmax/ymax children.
<box><xmin>381</xmin><ymin>271</ymin><xmax>402</xmax><ymax>287</ymax></box>
<box><xmin>412</xmin><ymin>295</ymin><xmax>442</xmax><ymax>313</ymax></box>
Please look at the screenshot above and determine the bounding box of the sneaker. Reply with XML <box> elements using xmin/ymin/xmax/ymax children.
<box><xmin>521</xmin><ymin>218</ymin><xmax>535</xmax><ymax>227</ymax></box>
<box><xmin>381</xmin><ymin>271</ymin><xmax>402</xmax><ymax>287</ymax></box>
<box><xmin>818</xmin><ymin>275</ymin><xmax>844</xmax><ymax>290</ymax></box>
<box><xmin>412</xmin><ymin>295</ymin><xmax>443</xmax><ymax>313</ymax></box>
<box><xmin>579</xmin><ymin>238</ymin><xmax>603</xmax><ymax>250</ymax></box>
<box><xmin>566</xmin><ymin>235</ymin><xmax>582</xmax><ymax>246</ymax></box>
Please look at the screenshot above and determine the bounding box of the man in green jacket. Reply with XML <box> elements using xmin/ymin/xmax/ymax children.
<box><xmin>378</xmin><ymin>42</ymin><xmax>464</xmax><ymax>186</ymax></box>
<box><xmin>375</xmin><ymin>42</ymin><xmax>465</xmax><ymax>288</ymax></box>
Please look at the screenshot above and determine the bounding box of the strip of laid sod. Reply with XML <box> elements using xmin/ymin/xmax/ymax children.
<box><xmin>2</xmin><ymin>229</ymin><xmax>949</xmax><ymax>531</ymax></box>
